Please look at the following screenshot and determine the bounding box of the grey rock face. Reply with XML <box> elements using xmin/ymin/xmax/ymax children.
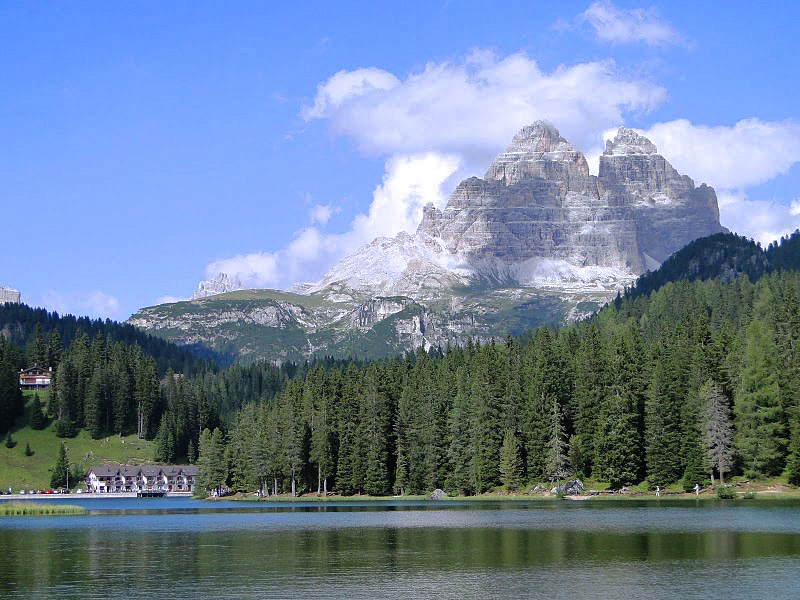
<box><xmin>0</xmin><ymin>286</ymin><xmax>21</xmax><ymax>304</ymax></box>
<box><xmin>600</xmin><ymin>127</ymin><xmax>722</xmax><ymax>264</ymax></box>
<box><xmin>413</xmin><ymin>122</ymin><xmax>722</xmax><ymax>283</ymax></box>
<box><xmin>192</xmin><ymin>273</ymin><xmax>244</xmax><ymax>300</ymax></box>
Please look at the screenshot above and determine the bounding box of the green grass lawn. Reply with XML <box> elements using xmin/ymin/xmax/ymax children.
<box><xmin>0</xmin><ymin>391</ymin><xmax>155</xmax><ymax>491</ymax></box>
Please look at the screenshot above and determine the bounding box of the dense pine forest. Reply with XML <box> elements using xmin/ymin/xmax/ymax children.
<box><xmin>0</xmin><ymin>307</ymin><xmax>299</xmax><ymax>450</ymax></box>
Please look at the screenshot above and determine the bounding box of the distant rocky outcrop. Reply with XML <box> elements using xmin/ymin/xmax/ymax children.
<box><xmin>192</xmin><ymin>273</ymin><xmax>244</xmax><ymax>300</ymax></box>
<box><xmin>0</xmin><ymin>286</ymin><xmax>21</xmax><ymax>304</ymax></box>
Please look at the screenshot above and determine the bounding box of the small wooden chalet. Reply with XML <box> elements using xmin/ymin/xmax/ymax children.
<box><xmin>84</xmin><ymin>465</ymin><xmax>198</xmax><ymax>493</ymax></box>
<box><xmin>18</xmin><ymin>366</ymin><xmax>52</xmax><ymax>390</ymax></box>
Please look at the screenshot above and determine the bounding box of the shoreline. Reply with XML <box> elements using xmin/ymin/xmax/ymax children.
<box><xmin>0</xmin><ymin>491</ymin><xmax>194</xmax><ymax>501</ymax></box>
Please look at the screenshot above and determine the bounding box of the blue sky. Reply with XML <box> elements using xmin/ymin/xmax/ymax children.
<box><xmin>2</xmin><ymin>1</ymin><xmax>800</xmax><ymax>320</ymax></box>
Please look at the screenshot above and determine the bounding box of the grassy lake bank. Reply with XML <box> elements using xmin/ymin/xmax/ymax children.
<box><xmin>0</xmin><ymin>502</ymin><xmax>87</xmax><ymax>516</ymax></box>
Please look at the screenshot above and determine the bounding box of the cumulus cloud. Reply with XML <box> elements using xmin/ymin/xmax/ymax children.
<box><xmin>638</xmin><ymin>118</ymin><xmax>800</xmax><ymax>190</ymax></box>
<box><xmin>303</xmin><ymin>50</ymin><xmax>666</xmax><ymax>160</ymax></box>
<box><xmin>207</xmin><ymin>50</ymin><xmax>670</xmax><ymax>291</ymax></box>
<box><xmin>206</xmin><ymin>50</ymin><xmax>800</xmax><ymax>292</ymax></box>
<box><xmin>309</xmin><ymin>204</ymin><xmax>340</xmax><ymax>226</ymax></box>
<box><xmin>578</xmin><ymin>1</ymin><xmax>685</xmax><ymax>47</ymax></box>
<box><xmin>38</xmin><ymin>290</ymin><xmax>122</xmax><ymax>320</ymax></box>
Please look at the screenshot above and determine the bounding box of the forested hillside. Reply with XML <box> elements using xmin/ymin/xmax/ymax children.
<box><xmin>624</xmin><ymin>230</ymin><xmax>800</xmax><ymax>301</ymax></box>
<box><xmin>0</xmin><ymin>302</ymin><xmax>221</xmax><ymax>436</ymax></box>
<box><xmin>0</xmin><ymin>303</ymin><xmax>221</xmax><ymax>374</ymax></box>
<box><xmin>195</xmin><ymin>269</ymin><xmax>800</xmax><ymax>496</ymax></box>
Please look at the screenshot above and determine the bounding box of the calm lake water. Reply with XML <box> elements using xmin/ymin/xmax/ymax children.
<box><xmin>2</xmin><ymin>497</ymin><xmax>800</xmax><ymax>599</ymax></box>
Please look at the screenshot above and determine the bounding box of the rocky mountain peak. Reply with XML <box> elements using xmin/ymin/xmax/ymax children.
<box><xmin>192</xmin><ymin>272</ymin><xmax>244</xmax><ymax>300</ymax></box>
<box><xmin>483</xmin><ymin>121</ymin><xmax>587</xmax><ymax>186</ymax></box>
<box><xmin>0</xmin><ymin>285</ymin><xmax>21</xmax><ymax>304</ymax></box>
<box><xmin>604</xmin><ymin>127</ymin><xmax>658</xmax><ymax>155</ymax></box>
<box><xmin>507</xmin><ymin>121</ymin><xmax>573</xmax><ymax>153</ymax></box>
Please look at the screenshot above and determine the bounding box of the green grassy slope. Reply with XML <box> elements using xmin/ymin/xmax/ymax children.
<box><xmin>0</xmin><ymin>392</ymin><xmax>155</xmax><ymax>491</ymax></box>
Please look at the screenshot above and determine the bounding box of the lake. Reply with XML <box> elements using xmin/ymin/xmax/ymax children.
<box><xmin>1</xmin><ymin>497</ymin><xmax>799</xmax><ymax>599</ymax></box>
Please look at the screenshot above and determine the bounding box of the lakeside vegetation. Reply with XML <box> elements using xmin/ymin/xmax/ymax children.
<box><xmin>0</xmin><ymin>502</ymin><xmax>86</xmax><ymax>516</ymax></box>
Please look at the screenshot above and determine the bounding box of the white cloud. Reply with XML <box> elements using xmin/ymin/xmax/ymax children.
<box><xmin>38</xmin><ymin>290</ymin><xmax>122</xmax><ymax>320</ymax></box>
<box><xmin>309</xmin><ymin>204</ymin><xmax>340</xmax><ymax>226</ymax></box>
<box><xmin>637</xmin><ymin>118</ymin><xmax>800</xmax><ymax>190</ymax></box>
<box><xmin>717</xmin><ymin>191</ymin><xmax>800</xmax><ymax>246</ymax></box>
<box><xmin>302</xmin><ymin>67</ymin><xmax>400</xmax><ymax>121</ymax></box>
<box><xmin>206</xmin><ymin>50</ymin><xmax>800</xmax><ymax>293</ymax></box>
<box><xmin>579</xmin><ymin>1</ymin><xmax>685</xmax><ymax>47</ymax></box>
<box><xmin>204</xmin><ymin>153</ymin><xmax>460</xmax><ymax>289</ymax></box>
<box><xmin>303</xmin><ymin>50</ymin><xmax>666</xmax><ymax>159</ymax></box>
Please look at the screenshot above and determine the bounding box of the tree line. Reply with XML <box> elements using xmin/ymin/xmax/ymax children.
<box><xmin>193</xmin><ymin>270</ymin><xmax>800</xmax><ymax>496</ymax></box>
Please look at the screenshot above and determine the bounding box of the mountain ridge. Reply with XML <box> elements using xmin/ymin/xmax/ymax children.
<box><xmin>129</xmin><ymin>122</ymin><xmax>726</xmax><ymax>363</ymax></box>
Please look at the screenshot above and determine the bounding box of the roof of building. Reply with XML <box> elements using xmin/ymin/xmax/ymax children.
<box><xmin>19</xmin><ymin>366</ymin><xmax>52</xmax><ymax>375</ymax></box>
<box><xmin>86</xmin><ymin>465</ymin><xmax>198</xmax><ymax>477</ymax></box>
<box><xmin>87</xmin><ymin>466</ymin><xmax>120</xmax><ymax>477</ymax></box>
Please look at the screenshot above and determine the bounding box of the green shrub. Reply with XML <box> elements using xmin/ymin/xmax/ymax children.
<box><xmin>742</xmin><ymin>491</ymin><xmax>757</xmax><ymax>499</ymax></box>
<box><xmin>716</xmin><ymin>485</ymin><xmax>736</xmax><ymax>499</ymax></box>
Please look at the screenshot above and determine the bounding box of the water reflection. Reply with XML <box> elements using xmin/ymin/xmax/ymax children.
<box><xmin>1</xmin><ymin>502</ymin><xmax>800</xmax><ymax>599</ymax></box>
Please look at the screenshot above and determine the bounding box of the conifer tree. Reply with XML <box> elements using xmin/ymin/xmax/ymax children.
<box><xmin>594</xmin><ymin>329</ymin><xmax>643</xmax><ymax>488</ymax></box>
<box><xmin>734</xmin><ymin>318</ymin><xmax>786</xmax><ymax>477</ymax></box>
<box><xmin>545</xmin><ymin>396</ymin><xmax>569</xmax><ymax>484</ymax></box>
<box><xmin>469</xmin><ymin>354</ymin><xmax>501</xmax><ymax>492</ymax></box>
<box><xmin>84</xmin><ymin>366</ymin><xmax>104</xmax><ymax>439</ymax></box>
<box><xmin>24</xmin><ymin>442</ymin><xmax>33</xmax><ymax>457</ymax></box>
<box><xmin>28</xmin><ymin>323</ymin><xmax>46</xmax><ymax>367</ymax></box>
<box><xmin>499</xmin><ymin>429</ymin><xmax>522</xmax><ymax>490</ymax></box>
<box><xmin>30</xmin><ymin>393</ymin><xmax>47</xmax><ymax>430</ymax></box>
<box><xmin>702</xmin><ymin>381</ymin><xmax>733</xmax><ymax>485</ymax></box>
<box><xmin>50</xmin><ymin>442</ymin><xmax>70</xmax><ymax>489</ymax></box>
<box><xmin>445</xmin><ymin>368</ymin><xmax>472</xmax><ymax>495</ymax></box>
<box><xmin>645</xmin><ymin>342</ymin><xmax>685</xmax><ymax>485</ymax></box>
<box><xmin>47</xmin><ymin>330</ymin><xmax>62</xmax><ymax>368</ymax></box>
<box><xmin>572</xmin><ymin>325</ymin><xmax>607</xmax><ymax>476</ymax></box>
<box><xmin>5</xmin><ymin>431</ymin><xmax>15</xmax><ymax>448</ymax></box>
<box><xmin>363</xmin><ymin>366</ymin><xmax>390</xmax><ymax>496</ymax></box>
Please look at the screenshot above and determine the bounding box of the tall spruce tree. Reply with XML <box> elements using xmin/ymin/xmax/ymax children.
<box><xmin>50</xmin><ymin>442</ymin><xmax>70</xmax><ymax>489</ymax></box>
<box><xmin>499</xmin><ymin>429</ymin><xmax>522</xmax><ymax>490</ymax></box>
<box><xmin>702</xmin><ymin>381</ymin><xmax>733</xmax><ymax>485</ymax></box>
<box><xmin>734</xmin><ymin>318</ymin><xmax>786</xmax><ymax>477</ymax></box>
<box><xmin>30</xmin><ymin>393</ymin><xmax>47</xmax><ymax>430</ymax></box>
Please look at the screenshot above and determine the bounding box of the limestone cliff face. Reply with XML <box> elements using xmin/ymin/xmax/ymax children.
<box><xmin>192</xmin><ymin>273</ymin><xmax>244</xmax><ymax>300</ymax></box>
<box><xmin>409</xmin><ymin>122</ymin><xmax>722</xmax><ymax>288</ymax></box>
<box><xmin>600</xmin><ymin>127</ymin><xmax>722</xmax><ymax>265</ymax></box>
<box><xmin>0</xmin><ymin>286</ymin><xmax>21</xmax><ymax>304</ymax></box>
